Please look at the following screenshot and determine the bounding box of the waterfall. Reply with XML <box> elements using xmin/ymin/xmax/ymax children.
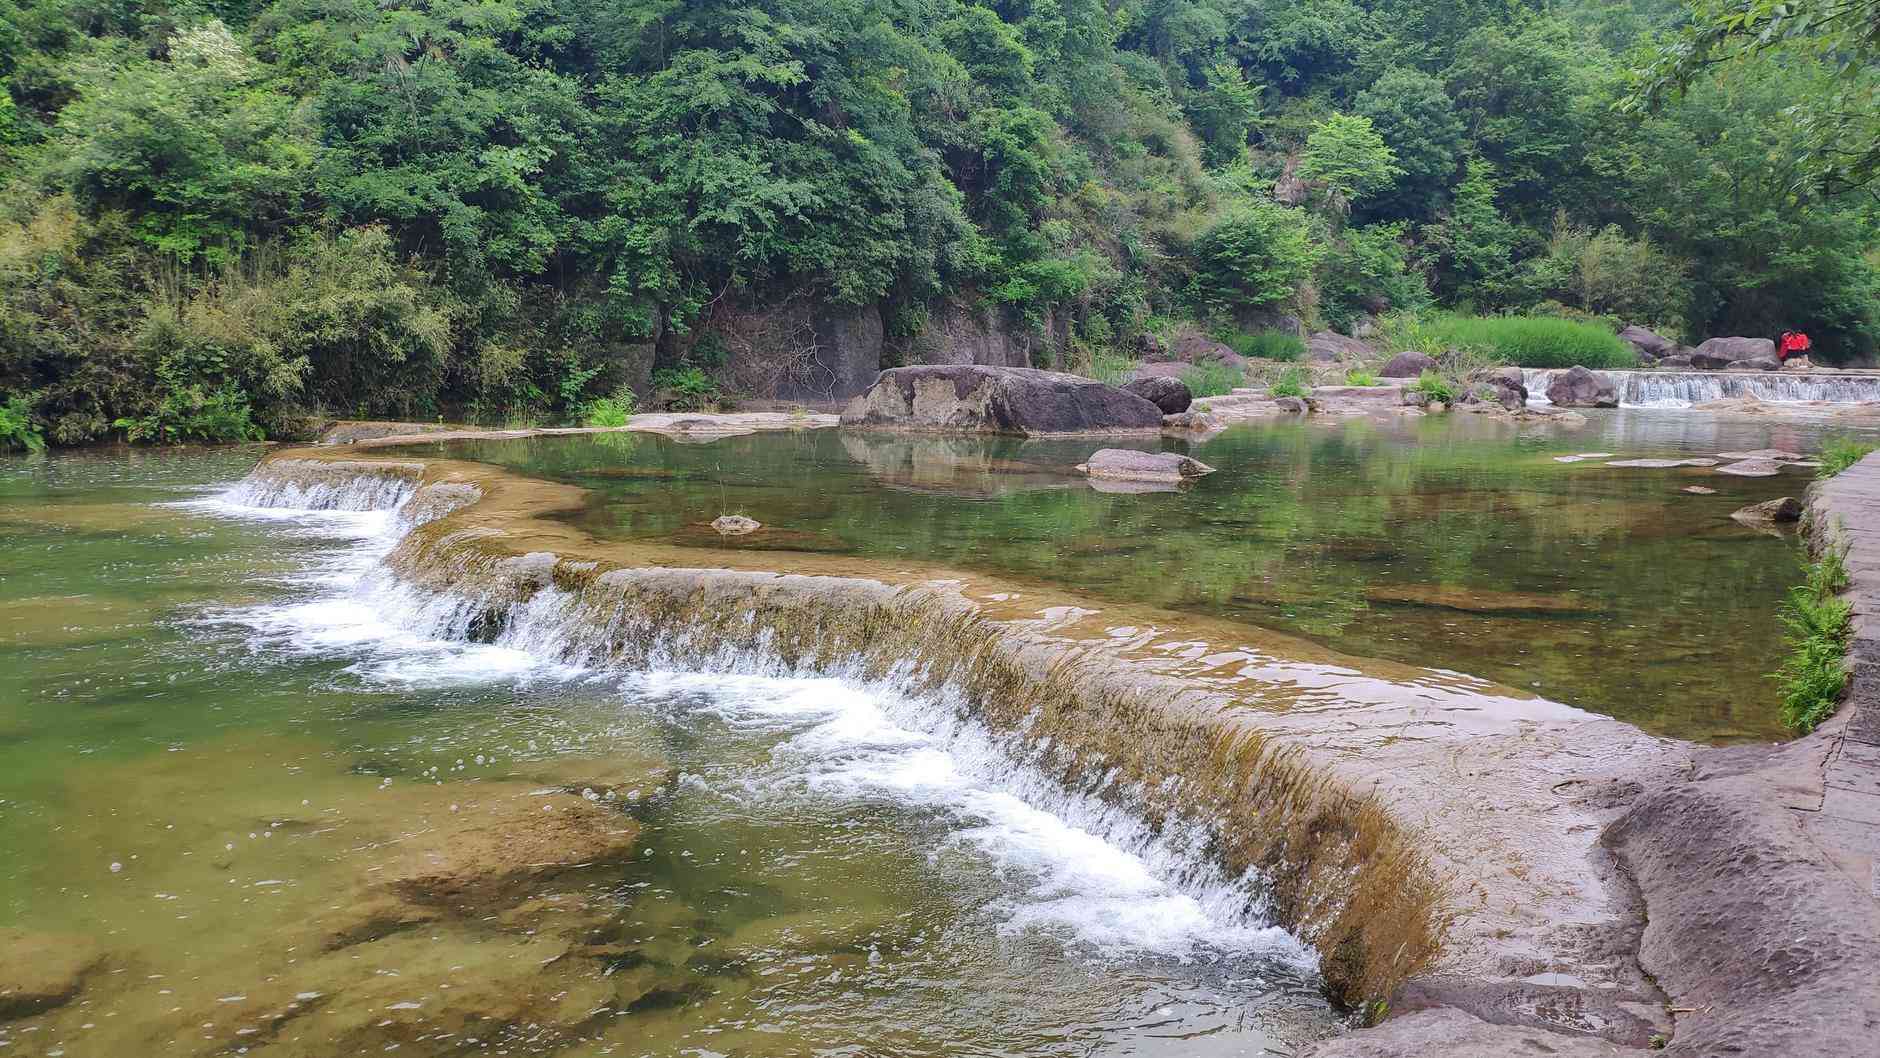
<box><xmin>1523</xmin><ymin>369</ymin><xmax>1880</xmax><ymax>408</ymax></box>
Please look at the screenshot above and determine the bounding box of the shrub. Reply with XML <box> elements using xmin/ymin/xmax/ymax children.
<box><xmin>1080</xmin><ymin>348</ymin><xmax>1137</xmax><ymax>385</ymax></box>
<box><xmin>0</xmin><ymin>395</ymin><xmax>46</xmax><ymax>452</ymax></box>
<box><xmin>1394</xmin><ymin>314</ymin><xmax>1634</xmax><ymax>369</ymax></box>
<box><xmin>1187</xmin><ymin>202</ymin><xmax>1322</xmax><ymax>317</ymax></box>
<box><xmin>1819</xmin><ymin>434</ymin><xmax>1877</xmax><ymax>477</ymax></box>
<box><xmin>1269</xmin><ymin>366</ymin><xmax>1309</xmax><ymax>398</ymax></box>
<box><xmin>1217</xmin><ymin>328</ymin><xmax>1306</xmax><ymax>361</ymax></box>
<box><xmin>1344</xmin><ymin>368</ymin><xmax>1381</xmax><ymax>386</ymax></box>
<box><xmin>1410</xmin><ymin>370</ymin><xmax>1456</xmax><ymax>403</ymax></box>
<box><xmin>1772</xmin><ymin>545</ymin><xmax>1853</xmax><ymax>734</ymax></box>
<box><xmin>1180</xmin><ymin>360</ymin><xmax>1244</xmax><ymax>397</ymax></box>
<box><xmin>652</xmin><ymin>367</ymin><xmax>721</xmax><ymax>412</ymax></box>
<box><xmin>582</xmin><ymin>392</ymin><xmax>638</xmax><ymax>428</ymax></box>
<box><xmin>114</xmin><ymin>385</ymin><xmax>264</xmax><ymax>444</ymax></box>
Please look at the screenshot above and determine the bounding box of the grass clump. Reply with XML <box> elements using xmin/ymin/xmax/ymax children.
<box><xmin>1343</xmin><ymin>368</ymin><xmax>1381</xmax><ymax>387</ymax></box>
<box><xmin>0</xmin><ymin>395</ymin><xmax>46</xmax><ymax>452</ymax></box>
<box><xmin>114</xmin><ymin>385</ymin><xmax>265</xmax><ymax>444</ymax></box>
<box><xmin>1082</xmin><ymin>348</ymin><xmax>1137</xmax><ymax>386</ymax></box>
<box><xmin>1269</xmin><ymin>366</ymin><xmax>1310</xmax><ymax>398</ymax></box>
<box><xmin>1409</xmin><ymin>370</ymin><xmax>1456</xmax><ymax>403</ymax></box>
<box><xmin>581</xmin><ymin>391</ymin><xmax>638</xmax><ymax>427</ymax></box>
<box><xmin>1215</xmin><ymin>327</ymin><xmax>1306</xmax><ymax>362</ymax></box>
<box><xmin>1382</xmin><ymin>312</ymin><xmax>1634</xmax><ymax>369</ymax></box>
<box><xmin>1772</xmin><ymin>544</ymin><xmax>1853</xmax><ymax>734</ymax></box>
<box><xmin>1819</xmin><ymin>434</ymin><xmax>1877</xmax><ymax>477</ymax></box>
<box><xmin>1180</xmin><ymin>360</ymin><xmax>1245</xmax><ymax>397</ymax></box>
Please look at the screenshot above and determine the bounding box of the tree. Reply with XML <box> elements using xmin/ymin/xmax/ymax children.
<box><xmin>1353</xmin><ymin>66</ymin><xmax>1463</xmax><ymax>221</ymax></box>
<box><xmin>1185</xmin><ymin>59</ymin><xmax>1261</xmax><ymax>165</ymax></box>
<box><xmin>1424</xmin><ymin>158</ymin><xmax>1522</xmax><ymax>308</ymax></box>
<box><xmin>1296</xmin><ymin>113</ymin><xmax>1402</xmax><ymax>213</ymax></box>
<box><xmin>1186</xmin><ymin>200</ymin><xmax>1320</xmax><ymax>315</ymax></box>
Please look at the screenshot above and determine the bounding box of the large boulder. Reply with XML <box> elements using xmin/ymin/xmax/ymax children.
<box><xmin>1122</xmin><ymin>376</ymin><xmax>1193</xmax><ymax>414</ymax></box>
<box><xmin>840</xmin><ymin>366</ymin><xmax>1165</xmax><ymax>435</ymax></box>
<box><xmin>1075</xmin><ymin>448</ymin><xmax>1216</xmax><ymax>484</ymax></box>
<box><xmin>1170</xmin><ymin>332</ymin><xmax>1246</xmax><ymax>368</ymax></box>
<box><xmin>1618</xmin><ymin>325</ymin><xmax>1676</xmax><ymax>361</ymax></box>
<box><xmin>1545</xmin><ymin>365</ymin><xmax>1619</xmax><ymax>408</ymax></box>
<box><xmin>1690</xmin><ymin>336</ymin><xmax>1775</xmax><ymax>370</ymax></box>
<box><xmin>1466</xmin><ymin>367</ymin><xmax>1528</xmax><ymax>410</ymax></box>
<box><xmin>1306</xmin><ymin>330</ymin><xmax>1372</xmax><ymax>363</ymax></box>
<box><xmin>1380</xmin><ymin>351</ymin><xmax>1437</xmax><ymax>378</ymax></box>
<box><xmin>1728</xmin><ymin>356</ymin><xmax>1781</xmax><ymax>372</ymax></box>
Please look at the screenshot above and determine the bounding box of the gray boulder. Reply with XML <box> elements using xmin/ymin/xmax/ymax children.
<box><xmin>1380</xmin><ymin>351</ymin><xmax>1437</xmax><ymax>378</ymax></box>
<box><xmin>1121</xmin><ymin>376</ymin><xmax>1193</xmax><ymax>414</ymax></box>
<box><xmin>1273</xmin><ymin>396</ymin><xmax>1311</xmax><ymax>414</ymax></box>
<box><xmin>1657</xmin><ymin>354</ymin><xmax>1693</xmax><ymax>368</ymax></box>
<box><xmin>1465</xmin><ymin>367</ymin><xmax>1528</xmax><ymax>410</ymax></box>
<box><xmin>1545</xmin><ymin>366</ymin><xmax>1619</xmax><ymax>408</ymax></box>
<box><xmin>1691</xmin><ymin>336</ymin><xmax>1775</xmax><ymax>370</ymax></box>
<box><xmin>840</xmin><ymin>366</ymin><xmax>1165</xmax><ymax>435</ymax></box>
<box><xmin>1618</xmin><ymin>325</ymin><xmax>1676</xmax><ymax>360</ymax></box>
<box><xmin>1075</xmin><ymin>448</ymin><xmax>1216</xmax><ymax>484</ymax></box>
<box><xmin>1728</xmin><ymin>357</ymin><xmax>1781</xmax><ymax>372</ymax></box>
<box><xmin>1306</xmin><ymin>331</ymin><xmax>1372</xmax><ymax>363</ymax></box>
<box><xmin>1171</xmin><ymin>333</ymin><xmax>1246</xmax><ymax>368</ymax></box>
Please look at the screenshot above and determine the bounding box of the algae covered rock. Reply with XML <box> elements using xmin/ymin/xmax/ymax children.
<box><xmin>1074</xmin><ymin>448</ymin><xmax>1216</xmax><ymax>484</ymax></box>
<box><xmin>1732</xmin><ymin>496</ymin><xmax>1802</xmax><ymax>524</ymax></box>
<box><xmin>0</xmin><ymin>929</ymin><xmax>101</xmax><ymax>1020</ymax></box>
<box><xmin>840</xmin><ymin>365</ymin><xmax>1164</xmax><ymax>435</ymax></box>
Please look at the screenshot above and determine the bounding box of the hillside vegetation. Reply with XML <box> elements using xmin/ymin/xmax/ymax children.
<box><xmin>1</xmin><ymin>0</ymin><xmax>1877</xmax><ymax>444</ymax></box>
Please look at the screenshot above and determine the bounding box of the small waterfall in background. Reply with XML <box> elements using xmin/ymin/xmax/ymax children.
<box><xmin>1523</xmin><ymin>369</ymin><xmax>1880</xmax><ymax>408</ymax></box>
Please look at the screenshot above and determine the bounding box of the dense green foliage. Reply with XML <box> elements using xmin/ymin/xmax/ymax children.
<box><xmin>1</xmin><ymin>0</ymin><xmax>1877</xmax><ymax>443</ymax></box>
<box><xmin>1820</xmin><ymin>435</ymin><xmax>1879</xmax><ymax>477</ymax></box>
<box><xmin>1179</xmin><ymin>360</ymin><xmax>1245</xmax><ymax>397</ymax></box>
<box><xmin>1773</xmin><ymin>544</ymin><xmax>1852</xmax><ymax>734</ymax></box>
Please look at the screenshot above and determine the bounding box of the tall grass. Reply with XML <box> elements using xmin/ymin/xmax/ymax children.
<box><xmin>1180</xmin><ymin>360</ymin><xmax>1245</xmax><ymax>397</ymax></box>
<box><xmin>1819</xmin><ymin>434</ymin><xmax>1877</xmax><ymax>477</ymax></box>
<box><xmin>1268</xmin><ymin>366</ymin><xmax>1309</xmax><ymax>398</ymax></box>
<box><xmin>1379</xmin><ymin>313</ymin><xmax>1634</xmax><ymax>369</ymax></box>
<box><xmin>1773</xmin><ymin>544</ymin><xmax>1853</xmax><ymax>734</ymax></box>
<box><xmin>1215</xmin><ymin>327</ymin><xmax>1306</xmax><ymax>361</ymax></box>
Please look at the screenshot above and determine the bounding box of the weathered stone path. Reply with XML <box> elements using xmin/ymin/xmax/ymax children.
<box><xmin>1809</xmin><ymin>452</ymin><xmax>1880</xmax><ymax>890</ymax></box>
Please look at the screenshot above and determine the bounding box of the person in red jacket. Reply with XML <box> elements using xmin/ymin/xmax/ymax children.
<box><xmin>1778</xmin><ymin>330</ymin><xmax>1812</xmax><ymax>361</ymax></box>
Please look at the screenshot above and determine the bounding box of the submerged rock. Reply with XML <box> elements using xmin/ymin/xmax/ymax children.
<box><xmin>840</xmin><ymin>366</ymin><xmax>1164</xmax><ymax>435</ymax></box>
<box><xmin>1075</xmin><ymin>448</ymin><xmax>1216</xmax><ymax>485</ymax></box>
<box><xmin>1732</xmin><ymin>496</ymin><xmax>1803</xmax><ymax>524</ymax></box>
<box><xmin>712</xmin><ymin>514</ymin><xmax>762</xmax><ymax>536</ymax></box>
<box><xmin>1683</xmin><ymin>485</ymin><xmax>1718</xmax><ymax>495</ymax></box>
<box><xmin>1380</xmin><ymin>351</ymin><xmax>1436</xmax><ymax>378</ymax></box>
<box><xmin>0</xmin><ymin>930</ymin><xmax>101</xmax><ymax>1020</ymax></box>
<box><xmin>1717</xmin><ymin>459</ymin><xmax>1784</xmax><ymax>477</ymax></box>
<box><xmin>1605</xmin><ymin>458</ymin><xmax>1719</xmax><ymax>468</ymax></box>
<box><xmin>1121</xmin><ymin>375</ymin><xmax>1193</xmax><ymax>414</ymax></box>
<box><xmin>1545</xmin><ymin>366</ymin><xmax>1618</xmax><ymax>408</ymax></box>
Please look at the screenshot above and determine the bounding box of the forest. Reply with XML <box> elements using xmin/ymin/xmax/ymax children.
<box><xmin>1</xmin><ymin>0</ymin><xmax>1877</xmax><ymax>445</ymax></box>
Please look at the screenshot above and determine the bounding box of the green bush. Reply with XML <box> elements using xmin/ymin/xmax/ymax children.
<box><xmin>1269</xmin><ymin>366</ymin><xmax>1309</xmax><ymax>398</ymax></box>
<box><xmin>1819</xmin><ymin>434</ymin><xmax>1877</xmax><ymax>477</ymax></box>
<box><xmin>114</xmin><ymin>385</ymin><xmax>264</xmax><ymax>444</ymax></box>
<box><xmin>1187</xmin><ymin>202</ymin><xmax>1321</xmax><ymax>318</ymax></box>
<box><xmin>1216</xmin><ymin>328</ymin><xmax>1306</xmax><ymax>361</ymax></box>
<box><xmin>1344</xmin><ymin>368</ymin><xmax>1381</xmax><ymax>387</ymax></box>
<box><xmin>1410</xmin><ymin>370</ymin><xmax>1456</xmax><ymax>403</ymax></box>
<box><xmin>582</xmin><ymin>392</ymin><xmax>638</xmax><ymax>428</ymax></box>
<box><xmin>653</xmin><ymin>367</ymin><xmax>722</xmax><ymax>412</ymax></box>
<box><xmin>1773</xmin><ymin>546</ymin><xmax>1853</xmax><ymax>734</ymax></box>
<box><xmin>0</xmin><ymin>395</ymin><xmax>46</xmax><ymax>452</ymax></box>
<box><xmin>1399</xmin><ymin>314</ymin><xmax>1635</xmax><ymax>369</ymax></box>
<box><xmin>1179</xmin><ymin>361</ymin><xmax>1244</xmax><ymax>397</ymax></box>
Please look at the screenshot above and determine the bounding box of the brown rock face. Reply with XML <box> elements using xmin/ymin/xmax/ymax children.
<box><xmin>1380</xmin><ymin>351</ymin><xmax>1436</xmax><ymax>378</ymax></box>
<box><xmin>1545</xmin><ymin>366</ymin><xmax>1619</xmax><ymax>407</ymax></box>
<box><xmin>1121</xmin><ymin>376</ymin><xmax>1193</xmax><ymax>414</ymax></box>
<box><xmin>1306</xmin><ymin>331</ymin><xmax>1372</xmax><ymax>363</ymax></box>
<box><xmin>839</xmin><ymin>366</ymin><xmax>1165</xmax><ymax>435</ymax></box>
<box><xmin>1074</xmin><ymin>448</ymin><xmax>1216</xmax><ymax>483</ymax></box>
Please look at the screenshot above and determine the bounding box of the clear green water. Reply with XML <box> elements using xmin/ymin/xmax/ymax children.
<box><xmin>396</xmin><ymin>410</ymin><xmax>1872</xmax><ymax>743</ymax></box>
<box><xmin>0</xmin><ymin>448</ymin><xmax>1333</xmax><ymax>1057</ymax></box>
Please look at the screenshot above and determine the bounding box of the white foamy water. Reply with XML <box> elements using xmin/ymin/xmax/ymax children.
<box><xmin>185</xmin><ymin>473</ymin><xmax>1317</xmax><ymax>970</ymax></box>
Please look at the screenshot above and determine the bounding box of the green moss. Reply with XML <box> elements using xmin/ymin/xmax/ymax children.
<box><xmin>1819</xmin><ymin>434</ymin><xmax>1877</xmax><ymax>477</ymax></box>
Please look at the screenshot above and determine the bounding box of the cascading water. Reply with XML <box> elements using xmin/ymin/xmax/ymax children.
<box><xmin>1524</xmin><ymin>368</ymin><xmax>1880</xmax><ymax>407</ymax></box>
<box><xmin>199</xmin><ymin>462</ymin><xmax>1322</xmax><ymax>972</ymax></box>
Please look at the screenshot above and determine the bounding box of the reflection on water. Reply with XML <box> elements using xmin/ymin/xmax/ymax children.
<box><xmin>399</xmin><ymin>410</ymin><xmax>1880</xmax><ymax>742</ymax></box>
<box><xmin>0</xmin><ymin>449</ymin><xmax>1335</xmax><ymax>1057</ymax></box>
